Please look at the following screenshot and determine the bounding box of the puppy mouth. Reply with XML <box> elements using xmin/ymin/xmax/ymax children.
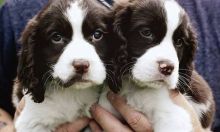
<box><xmin>132</xmin><ymin>77</ymin><xmax>168</xmax><ymax>88</ymax></box>
<box><xmin>56</xmin><ymin>74</ymin><xmax>90</xmax><ymax>88</ymax></box>
<box><xmin>157</xmin><ymin>80</ymin><xmax>165</xmax><ymax>83</ymax></box>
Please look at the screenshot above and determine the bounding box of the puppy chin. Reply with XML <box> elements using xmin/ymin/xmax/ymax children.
<box><xmin>132</xmin><ymin>73</ymin><xmax>178</xmax><ymax>89</ymax></box>
<box><xmin>69</xmin><ymin>82</ymin><xmax>95</xmax><ymax>90</ymax></box>
<box><xmin>132</xmin><ymin>78</ymin><xmax>169</xmax><ymax>89</ymax></box>
<box><xmin>132</xmin><ymin>66</ymin><xmax>179</xmax><ymax>89</ymax></box>
<box><xmin>60</xmin><ymin>76</ymin><xmax>100</xmax><ymax>90</ymax></box>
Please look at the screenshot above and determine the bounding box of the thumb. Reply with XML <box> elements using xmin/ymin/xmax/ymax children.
<box><xmin>14</xmin><ymin>98</ymin><xmax>25</xmax><ymax>120</ymax></box>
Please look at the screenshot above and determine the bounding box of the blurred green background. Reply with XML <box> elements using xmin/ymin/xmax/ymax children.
<box><xmin>0</xmin><ymin>0</ymin><xmax>4</xmax><ymax>5</ymax></box>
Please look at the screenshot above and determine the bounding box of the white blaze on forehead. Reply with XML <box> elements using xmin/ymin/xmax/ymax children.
<box><xmin>52</xmin><ymin>0</ymin><xmax>106</xmax><ymax>86</ymax></box>
<box><xmin>164</xmin><ymin>0</ymin><xmax>182</xmax><ymax>34</ymax></box>
<box><xmin>131</xmin><ymin>1</ymin><xmax>183</xmax><ymax>89</ymax></box>
<box><xmin>65</xmin><ymin>1</ymin><xmax>86</xmax><ymax>40</ymax></box>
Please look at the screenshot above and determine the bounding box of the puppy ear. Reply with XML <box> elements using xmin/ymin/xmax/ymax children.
<box><xmin>106</xmin><ymin>3</ymin><xmax>132</xmax><ymax>93</ymax></box>
<box><xmin>17</xmin><ymin>18</ymin><xmax>46</xmax><ymax>103</ymax></box>
<box><xmin>113</xmin><ymin>2</ymin><xmax>132</xmax><ymax>41</ymax></box>
<box><xmin>179</xmin><ymin>21</ymin><xmax>197</xmax><ymax>92</ymax></box>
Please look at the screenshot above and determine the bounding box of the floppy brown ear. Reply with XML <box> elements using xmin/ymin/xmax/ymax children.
<box><xmin>106</xmin><ymin>3</ymin><xmax>132</xmax><ymax>93</ymax></box>
<box><xmin>178</xmin><ymin>21</ymin><xmax>197</xmax><ymax>92</ymax></box>
<box><xmin>113</xmin><ymin>2</ymin><xmax>132</xmax><ymax>41</ymax></box>
<box><xmin>17</xmin><ymin>18</ymin><xmax>46</xmax><ymax>103</ymax></box>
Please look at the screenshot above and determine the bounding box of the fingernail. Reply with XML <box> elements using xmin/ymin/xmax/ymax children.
<box><xmin>107</xmin><ymin>91</ymin><xmax>116</xmax><ymax>101</ymax></box>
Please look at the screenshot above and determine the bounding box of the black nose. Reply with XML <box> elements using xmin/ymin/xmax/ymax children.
<box><xmin>158</xmin><ymin>61</ymin><xmax>174</xmax><ymax>76</ymax></box>
<box><xmin>72</xmin><ymin>59</ymin><xmax>90</xmax><ymax>74</ymax></box>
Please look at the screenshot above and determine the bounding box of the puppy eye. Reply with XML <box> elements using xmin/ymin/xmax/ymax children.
<box><xmin>139</xmin><ymin>28</ymin><xmax>154</xmax><ymax>41</ymax></box>
<box><xmin>176</xmin><ymin>38</ymin><xmax>184</xmax><ymax>47</ymax></box>
<box><xmin>92</xmin><ymin>29</ymin><xmax>104</xmax><ymax>41</ymax></box>
<box><xmin>51</xmin><ymin>32</ymin><xmax>64</xmax><ymax>44</ymax></box>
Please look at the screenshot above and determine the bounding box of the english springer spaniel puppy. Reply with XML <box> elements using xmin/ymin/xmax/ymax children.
<box><xmin>13</xmin><ymin>0</ymin><xmax>117</xmax><ymax>131</ymax></box>
<box><xmin>99</xmin><ymin>0</ymin><xmax>215</xmax><ymax>131</ymax></box>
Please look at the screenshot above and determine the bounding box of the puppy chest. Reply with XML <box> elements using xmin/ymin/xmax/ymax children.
<box><xmin>121</xmin><ymin>82</ymin><xmax>172</xmax><ymax>117</ymax></box>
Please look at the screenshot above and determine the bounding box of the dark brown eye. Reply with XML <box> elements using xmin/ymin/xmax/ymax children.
<box><xmin>51</xmin><ymin>32</ymin><xmax>64</xmax><ymax>44</ymax></box>
<box><xmin>139</xmin><ymin>28</ymin><xmax>154</xmax><ymax>41</ymax></box>
<box><xmin>176</xmin><ymin>38</ymin><xmax>184</xmax><ymax>47</ymax></box>
<box><xmin>92</xmin><ymin>29</ymin><xmax>104</xmax><ymax>41</ymax></box>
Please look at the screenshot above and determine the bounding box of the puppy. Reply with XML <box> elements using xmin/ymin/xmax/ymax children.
<box><xmin>12</xmin><ymin>0</ymin><xmax>116</xmax><ymax>131</ymax></box>
<box><xmin>100</xmin><ymin>0</ymin><xmax>215</xmax><ymax>131</ymax></box>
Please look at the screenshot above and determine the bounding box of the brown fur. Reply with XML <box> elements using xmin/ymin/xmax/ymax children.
<box><xmin>112</xmin><ymin>0</ymin><xmax>215</xmax><ymax>129</ymax></box>
<box><xmin>14</xmin><ymin>0</ymin><xmax>118</xmax><ymax>103</ymax></box>
<box><xmin>185</xmin><ymin>71</ymin><xmax>215</xmax><ymax>128</ymax></box>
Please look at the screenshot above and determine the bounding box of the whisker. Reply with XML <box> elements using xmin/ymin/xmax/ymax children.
<box><xmin>179</xmin><ymin>72</ymin><xmax>199</xmax><ymax>82</ymax></box>
<box><xmin>119</xmin><ymin>61</ymin><xmax>135</xmax><ymax>72</ymax></box>
<box><xmin>120</xmin><ymin>65</ymin><xmax>133</xmax><ymax>79</ymax></box>
<box><xmin>179</xmin><ymin>69</ymin><xmax>193</xmax><ymax>72</ymax></box>
<box><xmin>177</xmin><ymin>80</ymin><xmax>187</xmax><ymax>93</ymax></box>
<box><xmin>177</xmin><ymin>79</ymin><xmax>189</xmax><ymax>93</ymax></box>
<box><xmin>106</xmin><ymin>73</ymin><xmax>118</xmax><ymax>88</ymax></box>
<box><xmin>43</xmin><ymin>74</ymin><xmax>52</xmax><ymax>88</ymax></box>
<box><xmin>106</xmin><ymin>69</ymin><xmax>115</xmax><ymax>76</ymax></box>
<box><xmin>42</xmin><ymin>70</ymin><xmax>52</xmax><ymax>80</ymax></box>
<box><xmin>178</xmin><ymin>75</ymin><xmax>193</xmax><ymax>92</ymax></box>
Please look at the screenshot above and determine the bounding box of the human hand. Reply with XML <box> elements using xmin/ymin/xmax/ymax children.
<box><xmin>169</xmin><ymin>90</ymin><xmax>206</xmax><ymax>132</ymax></box>
<box><xmin>0</xmin><ymin>97</ymin><xmax>26</xmax><ymax>132</ymax></box>
<box><xmin>0</xmin><ymin>122</ymin><xmax>14</xmax><ymax>132</ymax></box>
<box><xmin>90</xmin><ymin>92</ymin><xmax>153</xmax><ymax>132</ymax></box>
<box><xmin>0</xmin><ymin>108</ymin><xmax>14</xmax><ymax>132</ymax></box>
<box><xmin>55</xmin><ymin>117</ymin><xmax>90</xmax><ymax>132</ymax></box>
<box><xmin>90</xmin><ymin>90</ymin><xmax>206</xmax><ymax>132</ymax></box>
<box><xmin>9</xmin><ymin>90</ymin><xmax>205</xmax><ymax>132</ymax></box>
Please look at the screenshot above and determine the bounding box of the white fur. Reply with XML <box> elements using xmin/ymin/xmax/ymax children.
<box><xmin>99</xmin><ymin>78</ymin><xmax>192</xmax><ymax>132</ymax></box>
<box><xmin>100</xmin><ymin>1</ymin><xmax>192</xmax><ymax>132</ymax></box>
<box><xmin>52</xmin><ymin>2</ymin><xmax>106</xmax><ymax>88</ymax></box>
<box><xmin>186</xmin><ymin>95</ymin><xmax>211</xmax><ymax>119</ymax></box>
<box><xmin>185</xmin><ymin>95</ymin><xmax>212</xmax><ymax>131</ymax></box>
<box><xmin>15</xmin><ymin>85</ymin><xmax>100</xmax><ymax>132</ymax></box>
<box><xmin>132</xmin><ymin>0</ymin><xmax>181</xmax><ymax>89</ymax></box>
<box><xmin>15</xmin><ymin>1</ymin><xmax>105</xmax><ymax>132</ymax></box>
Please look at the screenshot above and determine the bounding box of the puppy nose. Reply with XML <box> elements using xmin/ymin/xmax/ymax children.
<box><xmin>158</xmin><ymin>61</ymin><xmax>174</xmax><ymax>76</ymax></box>
<box><xmin>72</xmin><ymin>59</ymin><xmax>90</xmax><ymax>74</ymax></box>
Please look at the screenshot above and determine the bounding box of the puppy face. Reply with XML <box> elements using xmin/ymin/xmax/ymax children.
<box><xmin>115</xmin><ymin>0</ymin><xmax>197</xmax><ymax>89</ymax></box>
<box><xmin>18</xmin><ymin>0</ymin><xmax>114</xmax><ymax>102</ymax></box>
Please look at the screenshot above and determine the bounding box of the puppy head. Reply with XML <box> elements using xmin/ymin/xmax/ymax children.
<box><xmin>18</xmin><ymin>0</ymin><xmax>113</xmax><ymax>103</ymax></box>
<box><xmin>114</xmin><ymin>0</ymin><xmax>197</xmax><ymax>89</ymax></box>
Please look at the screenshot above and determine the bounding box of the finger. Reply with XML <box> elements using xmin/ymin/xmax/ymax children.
<box><xmin>169</xmin><ymin>91</ymin><xmax>205</xmax><ymax>132</ymax></box>
<box><xmin>89</xmin><ymin>121</ymin><xmax>102</xmax><ymax>132</ymax></box>
<box><xmin>14</xmin><ymin>98</ymin><xmax>25</xmax><ymax>120</ymax></box>
<box><xmin>55</xmin><ymin>117</ymin><xmax>90</xmax><ymax>132</ymax></box>
<box><xmin>0</xmin><ymin>124</ymin><xmax>15</xmax><ymax>132</ymax></box>
<box><xmin>169</xmin><ymin>89</ymin><xmax>179</xmax><ymax>99</ymax></box>
<box><xmin>107</xmin><ymin>92</ymin><xmax>152</xmax><ymax>132</ymax></box>
<box><xmin>90</xmin><ymin>104</ymin><xmax>132</xmax><ymax>132</ymax></box>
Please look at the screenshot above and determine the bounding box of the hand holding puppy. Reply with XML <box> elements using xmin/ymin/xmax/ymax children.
<box><xmin>13</xmin><ymin>90</ymin><xmax>204</xmax><ymax>132</ymax></box>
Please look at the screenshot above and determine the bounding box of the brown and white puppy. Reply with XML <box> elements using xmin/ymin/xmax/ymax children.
<box><xmin>12</xmin><ymin>0</ymin><xmax>117</xmax><ymax>131</ymax></box>
<box><xmin>100</xmin><ymin>0</ymin><xmax>215</xmax><ymax>131</ymax></box>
